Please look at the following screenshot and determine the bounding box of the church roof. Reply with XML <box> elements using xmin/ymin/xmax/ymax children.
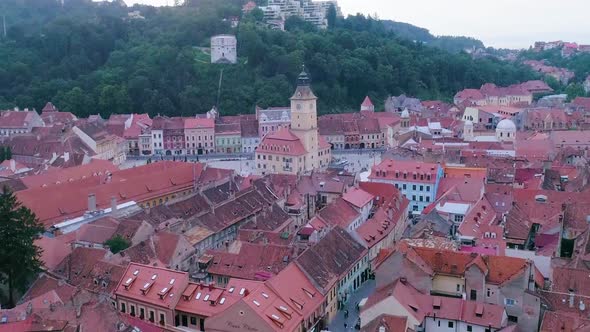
<box><xmin>362</xmin><ymin>96</ymin><xmax>374</xmax><ymax>107</ymax></box>
<box><xmin>258</xmin><ymin>127</ymin><xmax>307</xmax><ymax>156</ymax></box>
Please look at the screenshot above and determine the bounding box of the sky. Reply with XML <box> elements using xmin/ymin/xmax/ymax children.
<box><xmin>123</xmin><ymin>0</ymin><xmax>590</xmax><ymax>49</ymax></box>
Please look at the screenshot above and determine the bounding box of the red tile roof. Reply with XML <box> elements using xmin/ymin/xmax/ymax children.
<box><xmin>184</xmin><ymin>117</ymin><xmax>214</xmax><ymax>129</ymax></box>
<box><xmin>361</xmin><ymin>96</ymin><xmax>374</xmax><ymax>107</ymax></box>
<box><xmin>35</xmin><ymin>236</ymin><xmax>72</xmax><ymax>270</ymax></box>
<box><xmin>0</xmin><ymin>110</ymin><xmax>39</xmax><ymax>128</ymax></box>
<box><xmin>266</xmin><ymin>263</ymin><xmax>324</xmax><ymax>320</ymax></box>
<box><xmin>21</xmin><ymin>159</ymin><xmax>118</xmax><ymax>188</ymax></box>
<box><xmin>258</xmin><ymin>128</ymin><xmax>308</xmax><ymax>156</ymax></box>
<box><xmin>316</xmin><ymin>197</ymin><xmax>360</xmax><ymax>228</ymax></box>
<box><xmin>17</xmin><ymin>161</ymin><xmax>203</xmax><ymax>227</ymax></box>
<box><xmin>115</xmin><ymin>262</ymin><xmax>190</xmax><ymax>309</ymax></box>
<box><xmin>360</xmin><ymin>314</ymin><xmax>407</xmax><ymax>332</ymax></box>
<box><xmin>369</xmin><ymin>159</ymin><xmax>440</xmax><ymax>184</ymax></box>
<box><xmin>364</xmin><ymin>278</ymin><xmax>506</xmax><ymax>329</ymax></box>
<box><xmin>380</xmin><ymin>245</ymin><xmax>529</xmax><ymax>285</ymax></box>
<box><xmin>342</xmin><ymin>187</ymin><xmax>374</xmax><ymax>208</ymax></box>
<box><xmin>174</xmin><ymin>282</ymin><xmax>242</xmax><ymax>317</ymax></box>
<box><xmin>205</xmin><ymin>243</ymin><xmax>292</xmax><ymax>281</ymax></box>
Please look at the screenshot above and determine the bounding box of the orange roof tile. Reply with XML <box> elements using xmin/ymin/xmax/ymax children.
<box><xmin>115</xmin><ymin>262</ymin><xmax>190</xmax><ymax>309</ymax></box>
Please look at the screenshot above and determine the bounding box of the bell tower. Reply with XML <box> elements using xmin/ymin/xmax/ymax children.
<box><xmin>290</xmin><ymin>66</ymin><xmax>319</xmax><ymax>171</ymax></box>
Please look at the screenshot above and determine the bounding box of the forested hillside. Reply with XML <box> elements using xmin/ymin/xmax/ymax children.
<box><xmin>0</xmin><ymin>0</ymin><xmax>538</xmax><ymax>117</ymax></box>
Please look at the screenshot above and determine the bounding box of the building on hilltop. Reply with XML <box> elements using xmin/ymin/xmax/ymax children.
<box><xmin>255</xmin><ymin>68</ymin><xmax>331</xmax><ymax>175</ymax></box>
<box><xmin>210</xmin><ymin>35</ymin><xmax>237</xmax><ymax>64</ymax></box>
<box><xmin>259</xmin><ymin>0</ymin><xmax>342</xmax><ymax>30</ymax></box>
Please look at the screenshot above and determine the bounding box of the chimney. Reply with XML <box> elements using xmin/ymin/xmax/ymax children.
<box><xmin>88</xmin><ymin>193</ymin><xmax>97</xmax><ymax>212</ymax></box>
<box><xmin>64</xmin><ymin>152</ymin><xmax>70</xmax><ymax>162</ymax></box>
<box><xmin>9</xmin><ymin>159</ymin><xmax>15</xmax><ymax>172</ymax></box>
<box><xmin>569</xmin><ymin>289</ymin><xmax>575</xmax><ymax>308</ymax></box>
<box><xmin>111</xmin><ymin>196</ymin><xmax>118</xmax><ymax>215</ymax></box>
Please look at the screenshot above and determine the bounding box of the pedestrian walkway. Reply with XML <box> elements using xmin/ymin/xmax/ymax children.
<box><xmin>327</xmin><ymin>279</ymin><xmax>375</xmax><ymax>331</ymax></box>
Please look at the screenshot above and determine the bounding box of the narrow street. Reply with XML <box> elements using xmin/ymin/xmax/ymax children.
<box><xmin>326</xmin><ymin>279</ymin><xmax>376</xmax><ymax>331</ymax></box>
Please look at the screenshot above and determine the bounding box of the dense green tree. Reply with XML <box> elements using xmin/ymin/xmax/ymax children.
<box><xmin>327</xmin><ymin>4</ymin><xmax>337</xmax><ymax>29</ymax></box>
<box><xmin>104</xmin><ymin>235</ymin><xmax>130</xmax><ymax>254</ymax></box>
<box><xmin>0</xmin><ymin>0</ymin><xmax>542</xmax><ymax>117</ymax></box>
<box><xmin>565</xmin><ymin>83</ymin><xmax>586</xmax><ymax>101</ymax></box>
<box><xmin>0</xmin><ymin>187</ymin><xmax>44</xmax><ymax>308</ymax></box>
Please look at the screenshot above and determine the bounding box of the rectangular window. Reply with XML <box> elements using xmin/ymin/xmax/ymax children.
<box><xmin>505</xmin><ymin>298</ymin><xmax>516</xmax><ymax>306</ymax></box>
<box><xmin>181</xmin><ymin>315</ymin><xmax>188</xmax><ymax>327</ymax></box>
<box><xmin>160</xmin><ymin>313</ymin><xmax>165</xmax><ymax>326</ymax></box>
<box><xmin>448</xmin><ymin>321</ymin><xmax>454</xmax><ymax>328</ymax></box>
<box><xmin>508</xmin><ymin>315</ymin><xmax>518</xmax><ymax>323</ymax></box>
<box><xmin>426</xmin><ymin>196</ymin><xmax>430</xmax><ymax>202</ymax></box>
<box><xmin>140</xmin><ymin>308</ymin><xmax>145</xmax><ymax>319</ymax></box>
<box><xmin>426</xmin><ymin>185</ymin><xmax>430</xmax><ymax>191</ymax></box>
<box><xmin>121</xmin><ymin>302</ymin><xmax>126</xmax><ymax>313</ymax></box>
<box><xmin>402</xmin><ymin>184</ymin><xmax>407</xmax><ymax>190</ymax></box>
<box><xmin>412</xmin><ymin>185</ymin><xmax>417</xmax><ymax>190</ymax></box>
<box><xmin>412</xmin><ymin>195</ymin><xmax>416</xmax><ymax>201</ymax></box>
<box><xmin>487</xmin><ymin>288</ymin><xmax>491</xmax><ymax>297</ymax></box>
<box><xmin>149</xmin><ymin>310</ymin><xmax>155</xmax><ymax>322</ymax></box>
<box><xmin>467</xmin><ymin>326</ymin><xmax>473</xmax><ymax>332</ymax></box>
<box><xmin>420</xmin><ymin>185</ymin><xmax>423</xmax><ymax>191</ymax></box>
<box><xmin>419</xmin><ymin>196</ymin><xmax>423</xmax><ymax>202</ymax></box>
<box><xmin>130</xmin><ymin>305</ymin><xmax>136</xmax><ymax>317</ymax></box>
<box><xmin>456</xmin><ymin>284</ymin><xmax>461</xmax><ymax>292</ymax></box>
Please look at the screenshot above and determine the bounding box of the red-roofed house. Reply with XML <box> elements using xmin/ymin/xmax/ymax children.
<box><xmin>185</xmin><ymin>117</ymin><xmax>215</xmax><ymax>155</ymax></box>
<box><xmin>369</xmin><ymin>159</ymin><xmax>444</xmax><ymax>213</ymax></box>
<box><xmin>360</xmin><ymin>278</ymin><xmax>508</xmax><ymax>332</ymax></box>
<box><xmin>343</xmin><ymin>187</ymin><xmax>374</xmax><ymax>221</ymax></box>
<box><xmin>375</xmin><ymin>246</ymin><xmax>541</xmax><ymax>331</ymax></box>
<box><xmin>16</xmin><ymin>161</ymin><xmax>204</xmax><ymax>228</ymax></box>
<box><xmin>115</xmin><ymin>263</ymin><xmax>190</xmax><ymax>328</ymax></box>
<box><xmin>0</xmin><ymin>108</ymin><xmax>44</xmax><ymax>137</ymax></box>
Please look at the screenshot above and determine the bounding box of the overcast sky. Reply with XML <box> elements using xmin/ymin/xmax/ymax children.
<box><xmin>123</xmin><ymin>0</ymin><xmax>590</xmax><ymax>49</ymax></box>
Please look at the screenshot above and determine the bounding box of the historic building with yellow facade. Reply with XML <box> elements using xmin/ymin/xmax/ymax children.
<box><xmin>255</xmin><ymin>68</ymin><xmax>331</xmax><ymax>175</ymax></box>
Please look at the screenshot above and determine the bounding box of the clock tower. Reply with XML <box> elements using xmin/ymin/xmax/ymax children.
<box><xmin>290</xmin><ymin>66</ymin><xmax>319</xmax><ymax>171</ymax></box>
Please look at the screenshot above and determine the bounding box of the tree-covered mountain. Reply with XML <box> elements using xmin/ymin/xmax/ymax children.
<box><xmin>381</xmin><ymin>20</ymin><xmax>485</xmax><ymax>53</ymax></box>
<box><xmin>0</xmin><ymin>0</ymin><xmax>538</xmax><ymax>117</ymax></box>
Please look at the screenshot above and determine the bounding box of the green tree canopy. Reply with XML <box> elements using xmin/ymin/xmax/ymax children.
<box><xmin>0</xmin><ymin>186</ymin><xmax>44</xmax><ymax>308</ymax></box>
<box><xmin>104</xmin><ymin>235</ymin><xmax>131</xmax><ymax>254</ymax></box>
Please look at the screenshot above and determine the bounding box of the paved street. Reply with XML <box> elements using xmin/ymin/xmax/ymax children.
<box><xmin>327</xmin><ymin>279</ymin><xmax>376</xmax><ymax>331</ymax></box>
<box><xmin>122</xmin><ymin>150</ymin><xmax>383</xmax><ymax>176</ymax></box>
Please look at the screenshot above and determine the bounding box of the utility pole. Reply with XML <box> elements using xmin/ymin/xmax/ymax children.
<box><xmin>2</xmin><ymin>15</ymin><xmax>6</xmax><ymax>39</ymax></box>
<box><xmin>216</xmin><ymin>68</ymin><xmax>224</xmax><ymax>109</ymax></box>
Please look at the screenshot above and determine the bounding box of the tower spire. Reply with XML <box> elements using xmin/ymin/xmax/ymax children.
<box><xmin>297</xmin><ymin>64</ymin><xmax>311</xmax><ymax>86</ymax></box>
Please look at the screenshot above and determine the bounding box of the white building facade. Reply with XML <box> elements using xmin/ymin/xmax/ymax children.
<box><xmin>211</xmin><ymin>35</ymin><xmax>237</xmax><ymax>64</ymax></box>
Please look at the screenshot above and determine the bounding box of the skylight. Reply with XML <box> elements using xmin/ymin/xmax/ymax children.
<box><xmin>229</xmin><ymin>287</ymin><xmax>235</xmax><ymax>293</ymax></box>
<box><xmin>262</xmin><ymin>292</ymin><xmax>269</xmax><ymax>299</ymax></box>
<box><xmin>220</xmin><ymin>297</ymin><xmax>226</xmax><ymax>305</ymax></box>
<box><xmin>204</xmin><ymin>294</ymin><xmax>210</xmax><ymax>301</ymax></box>
<box><xmin>253</xmin><ymin>300</ymin><xmax>260</xmax><ymax>306</ymax></box>
<box><xmin>239</xmin><ymin>288</ymin><xmax>246</xmax><ymax>295</ymax></box>
<box><xmin>196</xmin><ymin>292</ymin><xmax>201</xmax><ymax>300</ymax></box>
<box><xmin>151</xmin><ymin>274</ymin><xmax>157</xmax><ymax>280</ymax></box>
<box><xmin>169</xmin><ymin>279</ymin><xmax>175</xmax><ymax>285</ymax></box>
